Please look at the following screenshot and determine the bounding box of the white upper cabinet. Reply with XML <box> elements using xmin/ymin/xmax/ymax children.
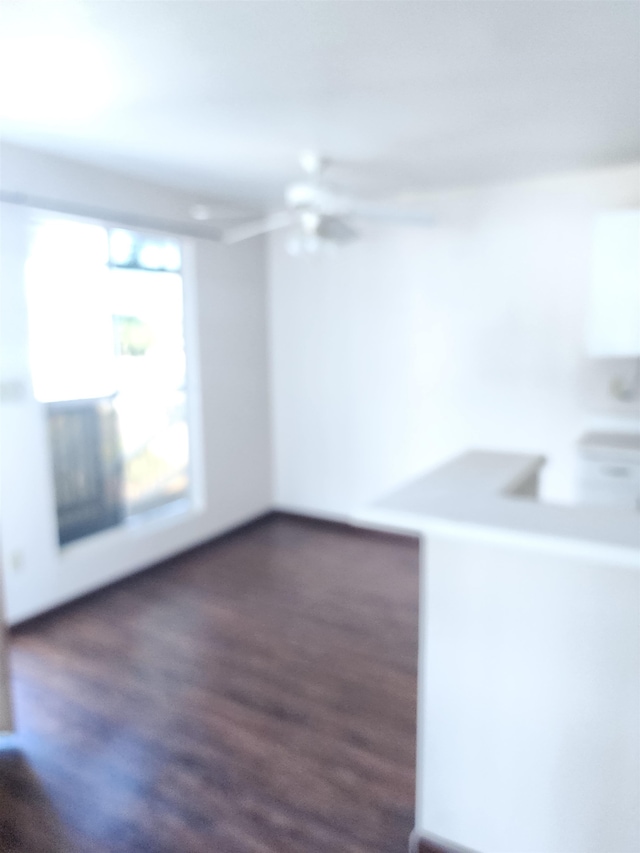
<box><xmin>587</xmin><ymin>210</ymin><xmax>640</xmax><ymax>358</ymax></box>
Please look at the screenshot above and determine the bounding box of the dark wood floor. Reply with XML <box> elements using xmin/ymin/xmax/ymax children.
<box><xmin>1</xmin><ymin>514</ymin><xmax>419</xmax><ymax>853</ymax></box>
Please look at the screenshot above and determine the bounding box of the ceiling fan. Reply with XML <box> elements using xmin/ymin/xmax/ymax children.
<box><xmin>218</xmin><ymin>151</ymin><xmax>434</xmax><ymax>254</ymax></box>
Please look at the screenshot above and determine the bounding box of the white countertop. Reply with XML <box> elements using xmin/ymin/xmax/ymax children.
<box><xmin>355</xmin><ymin>450</ymin><xmax>640</xmax><ymax>564</ymax></box>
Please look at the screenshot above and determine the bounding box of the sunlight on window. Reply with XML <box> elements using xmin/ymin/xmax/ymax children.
<box><xmin>109</xmin><ymin>229</ymin><xmax>182</xmax><ymax>272</ymax></box>
<box><xmin>25</xmin><ymin>220</ymin><xmax>116</xmax><ymax>403</ymax></box>
<box><xmin>109</xmin><ymin>267</ymin><xmax>189</xmax><ymax>515</ymax></box>
<box><xmin>25</xmin><ymin>218</ymin><xmax>191</xmax><ymax>543</ymax></box>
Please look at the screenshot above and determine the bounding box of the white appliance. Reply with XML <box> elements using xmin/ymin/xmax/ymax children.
<box><xmin>576</xmin><ymin>431</ymin><xmax>640</xmax><ymax>509</ymax></box>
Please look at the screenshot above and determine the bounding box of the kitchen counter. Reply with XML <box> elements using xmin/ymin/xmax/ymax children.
<box><xmin>356</xmin><ymin>450</ymin><xmax>640</xmax><ymax>563</ymax></box>
<box><xmin>356</xmin><ymin>450</ymin><xmax>640</xmax><ymax>853</ymax></box>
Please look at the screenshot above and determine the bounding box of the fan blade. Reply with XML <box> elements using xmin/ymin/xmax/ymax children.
<box><xmin>222</xmin><ymin>211</ymin><xmax>293</xmax><ymax>244</ymax></box>
<box><xmin>350</xmin><ymin>202</ymin><xmax>435</xmax><ymax>227</ymax></box>
<box><xmin>317</xmin><ymin>216</ymin><xmax>359</xmax><ymax>244</ymax></box>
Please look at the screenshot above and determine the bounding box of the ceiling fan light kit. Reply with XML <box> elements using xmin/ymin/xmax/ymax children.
<box><xmin>286</xmin><ymin>233</ymin><xmax>323</xmax><ymax>257</ymax></box>
<box><xmin>220</xmin><ymin>151</ymin><xmax>434</xmax><ymax>253</ymax></box>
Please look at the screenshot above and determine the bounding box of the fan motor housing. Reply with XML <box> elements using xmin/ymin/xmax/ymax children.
<box><xmin>284</xmin><ymin>182</ymin><xmax>345</xmax><ymax>215</ymax></box>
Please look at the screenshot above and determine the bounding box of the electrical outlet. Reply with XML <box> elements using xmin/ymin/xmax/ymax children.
<box><xmin>0</xmin><ymin>380</ymin><xmax>27</xmax><ymax>403</ymax></box>
<box><xmin>10</xmin><ymin>551</ymin><xmax>24</xmax><ymax>573</ymax></box>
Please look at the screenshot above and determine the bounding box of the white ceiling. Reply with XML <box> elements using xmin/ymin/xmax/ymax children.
<box><xmin>1</xmin><ymin>1</ymin><xmax>638</xmax><ymax>210</ymax></box>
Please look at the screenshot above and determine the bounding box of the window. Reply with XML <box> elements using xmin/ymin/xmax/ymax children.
<box><xmin>25</xmin><ymin>217</ymin><xmax>191</xmax><ymax>544</ymax></box>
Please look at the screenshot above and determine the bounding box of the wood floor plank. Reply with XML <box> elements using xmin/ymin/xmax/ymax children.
<box><xmin>2</xmin><ymin>515</ymin><xmax>418</xmax><ymax>853</ymax></box>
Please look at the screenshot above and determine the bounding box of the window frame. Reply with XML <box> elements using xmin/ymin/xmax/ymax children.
<box><xmin>24</xmin><ymin>209</ymin><xmax>206</xmax><ymax>549</ymax></box>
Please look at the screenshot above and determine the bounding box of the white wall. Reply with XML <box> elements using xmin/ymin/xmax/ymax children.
<box><xmin>268</xmin><ymin>163</ymin><xmax>640</xmax><ymax>516</ymax></box>
<box><xmin>0</xmin><ymin>143</ymin><xmax>272</xmax><ymax>624</ymax></box>
<box><xmin>418</xmin><ymin>533</ymin><xmax>639</xmax><ymax>853</ymax></box>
